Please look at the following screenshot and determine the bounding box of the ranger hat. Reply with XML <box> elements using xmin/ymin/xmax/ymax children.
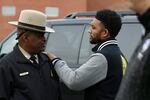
<box><xmin>8</xmin><ymin>9</ymin><xmax>55</xmax><ymax>33</ymax></box>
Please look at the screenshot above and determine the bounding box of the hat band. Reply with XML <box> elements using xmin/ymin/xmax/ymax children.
<box><xmin>18</xmin><ymin>22</ymin><xmax>45</xmax><ymax>30</ymax></box>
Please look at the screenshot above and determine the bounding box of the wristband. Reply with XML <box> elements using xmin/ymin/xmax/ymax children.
<box><xmin>51</xmin><ymin>58</ymin><xmax>61</xmax><ymax>66</ymax></box>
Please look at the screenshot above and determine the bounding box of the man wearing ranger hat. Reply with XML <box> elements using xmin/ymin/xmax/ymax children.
<box><xmin>0</xmin><ymin>9</ymin><xmax>61</xmax><ymax>100</ymax></box>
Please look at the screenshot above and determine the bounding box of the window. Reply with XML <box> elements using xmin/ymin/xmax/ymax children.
<box><xmin>79</xmin><ymin>23</ymin><xmax>144</xmax><ymax>62</ymax></box>
<box><xmin>2</xmin><ymin>6</ymin><xmax>16</xmax><ymax>16</ymax></box>
<box><xmin>116</xmin><ymin>23</ymin><xmax>144</xmax><ymax>61</ymax></box>
<box><xmin>79</xmin><ymin>25</ymin><xmax>94</xmax><ymax>64</ymax></box>
<box><xmin>0</xmin><ymin>31</ymin><xmax>49</xmax><ymax>55</ymax></box>
<box><xmin>45</xmin><ymin>7</ymin><xmax>59</xmax><ymax>17</ymax></box>
<box><xmin>46</xmin><ymin>24</ymin><xmax>85</xmax><ymax>67</ymax></box>
<box><xmin>0</xmin><ymin>32</ymin><xmax>18</xmax><ymax>54</ymax></box>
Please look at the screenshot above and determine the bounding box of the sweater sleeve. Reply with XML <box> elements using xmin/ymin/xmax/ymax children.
<box><xmin>54</xmin><ymin>53</ymin><xmax>108</xmax><ymax>91</ymax></box>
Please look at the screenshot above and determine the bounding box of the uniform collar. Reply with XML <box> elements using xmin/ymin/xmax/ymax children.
<box><xmin>18</xmin><ymin>45</ymin><xmax>31</xmax><ymax>60</ymax></box>
<box><xmin>13</xmin><ymin>44</ymin><xmax>48</xmax><ymax>64</ymax></box>
<box><xmin>18</xmin><ymin>45</ymin><xmax>39</xmax><ymax>63</ymax></box>
<box><xmin>12</xmin><ymin>44</ymin><xmax>31</xmax><ymax>64</ymax></box>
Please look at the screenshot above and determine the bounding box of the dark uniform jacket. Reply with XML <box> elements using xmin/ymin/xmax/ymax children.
<box><xmin>0</xmin><ymin>44</ymin><xmax>60</xmax><ymax>100</ymax></box>
<box><xmin>85</xmin><ymin>39</ymin><xmax>126</xmax><ymax>100</ymax></box>
<box><xmin>115</xmin><ymin>8</ymin><xmax>150</xmax><ymax>100</ymax></box>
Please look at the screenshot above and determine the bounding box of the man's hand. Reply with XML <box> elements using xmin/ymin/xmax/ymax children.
<box><xmin>43</xmin><ymin>52</ymin><xmax>57</xmax><ymax>60</ymax></box>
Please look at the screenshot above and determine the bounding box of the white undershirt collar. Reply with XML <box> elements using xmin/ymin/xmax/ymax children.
<box><xmin>18</xmin><ymin>45</ymin><xmax>38</xmax><ymax>63</ymax></box>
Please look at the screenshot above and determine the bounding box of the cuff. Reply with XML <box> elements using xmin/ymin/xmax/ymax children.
<box><xmin>51</xmin><ymin>58</ymin><xmax>62</xmax><ymax>66</ymax></box>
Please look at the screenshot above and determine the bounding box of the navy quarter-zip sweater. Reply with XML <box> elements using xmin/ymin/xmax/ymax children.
<box><xmin>85</xmin><ymin>39</ymin><xmax>125</xmax><ymax>100</ymax></box>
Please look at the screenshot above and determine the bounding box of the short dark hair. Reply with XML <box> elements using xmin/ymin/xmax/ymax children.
<box><xmin>96</xmin><ymin>9</ymin><xmax>122</xmax><ymax>38</ymax></box>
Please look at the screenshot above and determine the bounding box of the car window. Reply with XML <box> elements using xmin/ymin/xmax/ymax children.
<box><xmin>0</xmin><ymin>32</ymin><xmax>18</xmax><ymax>54</ymax></box>
<box><xmin>79</xmin><ymin>25</ymin><xmax>94</xmax><ymax>64</ymax></box>
<box><xmin>116</xmin><ymin>23</ymin><xmax>144</xmax><ymax>61</ymax></box>
<box><xmin>0</xmin><ymin>32</ymin><xmax>49</xmax><ymax>55</ymax></box>
<box><xmin>46</xmin><ymin>24</ymin><xmax>85</xmax><ymax>67</ymax></box>
<box><xmin>79</xmin><ymin>23</ymin><xmax>144</xmax><ymax>63</ymax></box>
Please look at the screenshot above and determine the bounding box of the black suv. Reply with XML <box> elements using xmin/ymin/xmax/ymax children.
<box><xmin>0</xmin><ymin>11</ymin><xmax>144</xmax><ymax>100</ymax></box>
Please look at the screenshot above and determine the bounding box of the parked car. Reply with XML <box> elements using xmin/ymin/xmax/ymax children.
<box><xmin>0</xmin><ymin>10</ymin><xmax>144</xmax><ymax>100</ymax></box>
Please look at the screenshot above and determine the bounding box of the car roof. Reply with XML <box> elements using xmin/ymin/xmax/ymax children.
<box><xmin>47</xmin><ymin>10</ymin><xmax>139</xmax><ymax>25</ymax></box>
<box><xmin>47</xmin><ymin>16</ymin><xmax>139</xmax><ymax>25</ymax></box>
<box><xmin>47</xmin><ymin>18</ymin><xmax>93</xmax><ymax>26</ymax></box>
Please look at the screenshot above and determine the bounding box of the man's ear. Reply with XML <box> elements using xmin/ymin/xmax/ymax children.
<box><xmin>23</xmin><ymin>32</ymin><xmax>30</xmax><ymax>41</ymax></box>
<box><xmin>20</xmin><ymin>30</ymin><xmax>29</xmax><ymax>42</ymax></box>
<box><xmin>101</xmin><ymin>29</ymin><xmax>110</xmax><ymax>39</ymax></box>
<box><xmin>16</xmin><ymin>28</ymin><xmax>27</xmax><ymax>40</ymax></box>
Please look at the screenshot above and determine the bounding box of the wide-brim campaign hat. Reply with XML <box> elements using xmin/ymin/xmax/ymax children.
<box><xmin>8</xmin><ymin>9</ymin><xmax>55</xmax><ymax>33</ymax></box>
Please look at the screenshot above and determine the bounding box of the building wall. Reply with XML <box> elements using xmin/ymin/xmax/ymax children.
<box><xmin>87</xmin><ymin>0</ymin><xmax>129</xmax><ymax>11</ymax></box>
<box><xmin>0</xmin><ymin>0</ymin><xmax>129</xmax><ymax>41</ymax></box>
<box><xmin>0</xmin><ymin>0</ymin><xmax>87</xmax><ymax>41</ymax></box>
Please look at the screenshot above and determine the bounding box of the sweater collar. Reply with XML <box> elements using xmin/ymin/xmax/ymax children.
<box><xmin>92</xmin><ymin>38</ymin><xmax>118</xmax><ymax>52</ymax></box>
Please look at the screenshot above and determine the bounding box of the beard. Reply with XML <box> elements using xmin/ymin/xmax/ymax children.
<box><xmin>89</xmin><ymin>35</ymin><xmax>102</xmax><ymax>44</ymax></box>
<box><xmin>90</xmin><ymin>40</ymin><xmax>97</xmax><ymax>44</ymax></box>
